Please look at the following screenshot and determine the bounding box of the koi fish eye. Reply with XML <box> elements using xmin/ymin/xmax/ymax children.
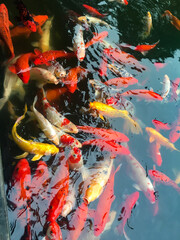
<box><xmin>154</xmin><ymin>191</ymin><xmax>159</xmax><ymax>200</ymax></box>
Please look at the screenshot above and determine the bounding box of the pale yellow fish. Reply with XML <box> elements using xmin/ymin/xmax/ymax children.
<box><xmin>12</xmin><ymin>105</ymin><xmax>59</xmax><ymax>161</ymax></box>
<box><xmin>72</xmin><ymin>24</ymin><xmax>85</xmax><ymax>62</ymax></box>
<box><xmin>146</xmin><ymin>127</ymin><xmax>179</xmax><ymax>151</ymax></box>
<box><xmin>161</xmin><ymin>74</ymin><xmax>171</xmax><ymax>99</ymax></box>
<box><xmin>141</xmin><ymin>11</ymin><xmax>153</xmax><ymax>39</ymax></box>
<box><xmin>78</xmin><ymin>15</ymin><xmax>110</xmax><ymax>28</ymax></box>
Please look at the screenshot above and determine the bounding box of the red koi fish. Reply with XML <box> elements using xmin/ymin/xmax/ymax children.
<box><xmin>45</xmin><ymin>221</ymin><xmax>62</xmax><ymax>240</ymax></box>
<box><xmin>148</xmin><ymin>169</ymin><xmax>180</xmax><ymax>193</ymax></box>
<box><xmin>99</xmin><ymin>54</ymin><xmax>108</xmax><ymax>76</ymax></box>
<box><xmin>82</xmin><ymin>139</ymin><xmax>130</xmax><ymax>156</ymax></box>
<box><xmin>116</xmin><ymin>192</ymin><xmax>139</xmax><ymax>239</ymax></box>
<box><xmin>15</xmin><ymin>0</ymin><xmax>37</xmax><ymax>32</ymax></box>
<box><xmin>73</xmin><ymin>24</ymin><xmax>85</xmax><ymax>61</ymax></box>
<box><xmin>93</xmin><ymin>165</ymin><xmax>121</xmax><ymax>236</ymax></box>
<box><xmin>0</xmin><ymin>4</ymin><xmax>14</xmax><ymax>59</ymax></box>
<box><xmin>134</xmin><ymin>41</ymin><xmax>159</xmax><ymax>55</ymax></box>
<box><xmin>83</xmin><ymin>4</ymin><xmax>106</xmax><ymax>18</ymax></box>
<box><xmin>121</xmin><ymin>89</ymin><xmax>163</xmax><ymax>101</ymax></box>
<box><xmin>46</xmin><ymin>87</ymin><xmax>67</xmax><ymax>103</ymax></box>
<box><xmin>105</xmin><ymin>77</ymin><xmax>138</xmax><ymax>88</ymax></box>
<box><xmin>77</xmin><ymin>125</ymin><xmax>129</xmax><ymax>142</ymax></box>
<box><xmin>85</xmin><ymin>31</ymin><xmax>108</xmax><ymax>49</ymax></box>
<box><xmin>9</xmin><ymin>158</ymin><xmax>31</xmax><ymax>207</ymax></box>
<box><xmin>154</xmin><ymin>62</ymin><xmax>167</xmax><ymax>71</ymax></box>
<box><xmin>33</xmin><ymin>50</ymin><xmax>75</xmax><ymax>66</ymax></box>
<box><xmin>62</xmin><ymin>66</ymin><xmax>87</xmax><ymax>93</ymax></box>
<box><xmin>66</xmin><ymin>202</ymin><xmax>88</xmax><ymax>240</ymax></box>
<box><xmin>8</xmin><ymin>52</ymin><xmax>36</xmax><ymax>83</ymax></box>
<box><xmin>152</xmin><ymin>119</ymin><xmax>171</xmax><ymax>131</ymax></box>
<box><xmin>169</xmin><ymin>125</ymin><xmax>180</xmax><ymax>143</ymax></box>
<box><xmin>150</xmin><ymin>142</ymin><xmax>162</xmax><ymax>166</ymax></box>
<box><xmin>67</xmin><ymin>147</ymin><xmax>83</xmax><ymax>170</ymax></box>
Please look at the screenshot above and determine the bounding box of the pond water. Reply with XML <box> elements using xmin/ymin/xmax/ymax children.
<box><xmin>0</xmin><ymin>0</ymin><xmax>180</xmax><ymax>239</ymax></box>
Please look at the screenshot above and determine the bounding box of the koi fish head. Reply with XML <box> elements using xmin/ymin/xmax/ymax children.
<box><xmin>67</xmin><ymin>147</ymin><xmax>82</xmax><ymax>163</ymax></box>
<box><xmin>18</xmin><ymin>71</ymin><xmax>31</xmax><ymax>84</ymax></box>
<box><xmin>84</xmin><ymin>182</ymin><xmax>103</xmax><ymax>204</ymax></box>
<box><xmin>144</xmin><ymin>188</ymin><xmax>156</xmax><ymax>204</ymax></box>
<box><xmin>24</xmin><ymin>20</ymin><xmax>37</xmax><ymax>32</ymax></box>
<box><xmin>78</xmin><ymin>16</ymin><xmax>88</xmax><ymax>24</ymax></box>
<box><xmin>46</xmin><ymin>221</ymin><xmax>62</xmax><ymax>240</ymax></box>
<box><xmin>12</xmin><ymin>158</ymin><xmax>30</xmax><ymax>184</ymax></box>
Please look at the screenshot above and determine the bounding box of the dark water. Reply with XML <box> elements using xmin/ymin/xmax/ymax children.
<box><xmin>0</xmin><ymin>0</ymin><xmax>180</xmax><ymax>239</ymax></box>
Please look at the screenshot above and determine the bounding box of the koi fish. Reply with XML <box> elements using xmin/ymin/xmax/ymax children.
<box><xmin>170</xmin><ymin>77</ymin><xmax>180</xmax><ymax>101</ymax></box>
<box><xmin>46</xmin><ymin>87</ymin><xmax>67</xmax><ymax>103</ymax></box>
<box><xmin>162</xmin><ymin>10</ymin><xmax>180</xmax><ymax>31</ymax></box>
<box><xmin>85</xmin><ymin>31</ymin><xmax>108</xmax><ymax>49</ymax></box>
<box><xmin>15</xmin><ymin>0</ymin><xmax>37</xmax><ymax>32</ymax></box>
<box><xmin>32</xmin><ymin>96</ymin><xmax>59</xmax><ymax>145</ymax></box>
<box><xmin>61</xmin><ymin>182</ymin><xmax>76</xmax><ymax>217</ymax></box>
<box><xmin>12</xmin><ymin>105</ymin><xmax>59</xmax><ymax>161</ymax></box>
<box><xmin>150</xmin><ymin>142</ymin><xmax>162</xmax><ymax>166</ymax></box>
<box><xmin>148</xmin><ymin>169</ymin><xmax>180</xmax><ymax>193</ymax></box>
<box><xmin>67</xmin><ymin>147</ymin><xmax>83</xmax><ymax>170</ymax></box>
<box><xmin>125</xmin><ymin>153</ymin><xmax>156</xmax><ymax>204</ymax></box>
<box><xmin>33</xmin><ymin>50</ymin><xmax>75</xmax><ymax>66</ymax></box>
<box><xmin>83</xmin><ymin>4</ymin><xmax>106</xmax><ymax>18</ymax></box>
<box><xmin>107</xmin><ymin>0</ymin><xmax>128</xmax><ymax>5</ymax></box>
<box><xmin>146</xmin><ymin>127</ymin><xmax>179</xmax><ymax>151</ymax></box>
<box><xmin>141</xmin><ymin>11</ymin><xmax>153</xmax><ymax>39</ymax></box>
<box><xmin>82</xmin><ymin>139</ymin><xmax>130</xmax><ymax>155</ymax></box>
<box><xmin>116</xmin><ymin>192</ymin><xmax>139</xmax><ymax>239</ymax></box>
<box><xmin>104</xmin><ymin>77</ymin><xmax>138</xmax><ymax>88</ymax></box>
<box><xmin>161</xmin><ymin>74</ymin><xmax>171</xmax><ymax>99</ymax></box>
<box><xmin>169</xmin><ymin>125</ymin><xmax>180</xmax><ymax>143</ymax></box>
<box><xmin>45</xmin><ymin>221</ymin><xmax>62</xmax><ymax>240</ymax></box>
<box><xmin>134</xmin><ymin>41</ymin><xmax>159</xmax><ymax>55</ymax></box>
<box><xmin>66</xmin><ymin>202</ymin><xmax>89</xmax><ymax>240</ymax></box>
<box><xmin>41</xmin><ymin>89</ymin><xmax>78</xmax><ymax>133</ymax></box>
<box><xmin>9</xmin><ymin>52</ymin><xmax>37</xmax><ymax>84</ymax></box>
<box><xmin>47</xmin><ymin>61</ymin><xmax>66</xmax><ymax>79</ymax></box>
<box><xmin>78</xmin><ymin>15</ymin><xmax>110</xmax><ymax>28</ymax></box>
<box><xmin>99</xmin><ymin>55</ymin><xmax>108</xmax><ymax>77</ymax></box>
<box><xmin>152</xmin><ymin>119</ymin><xmax>171</xmax><ymax>131</ymax></box>
<box><xmin>93</xmin><ymin>165</ymin><xmax>121</xmax><ymax>236</ymax></box>
<box><xmin>121</xmin><ymin>89</ymin><xmax>163</xmax><ymax>101</ymax></box>
<box><xmin>154</xmin><ymin>62</ymin><xmax>167</xmax><ymax>71</ymax></box>
<box><xmin>72</xmin><ymin>24</ymin><xmax>85</xmax><ymax>61</ymax></box>
<box><xmin>0</xmin><ymin>4</ymin><xmax>14</xmax><ymax>59</ymax></box>
<box><xmin>77</xmin><ymin>125</ymin><xmax>129</xmax><ymax>142</ymax></box>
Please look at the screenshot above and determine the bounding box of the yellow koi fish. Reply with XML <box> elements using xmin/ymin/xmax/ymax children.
<box><xmin>12</xmin><ymin>105</ymin><xmax>59</xmax><ymax>161</ymax></box>
<box><xmin>146</xmin><ymin>127</ymin><xmax>179</xmax><ymax>151</ymax></box>
<box><xmin>141</xmin><ymin>11</ymin><xmax>152</xmax><ymax>39</ymax></box>
<box><xmin>162</xmin><ymin>10</ymin><xmax>180</xmax><ymax>31</ymax></box>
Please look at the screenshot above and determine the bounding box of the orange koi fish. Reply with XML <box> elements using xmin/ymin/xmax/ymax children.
<box><xmin>121</xmin><ymin>89</ymin><xmax>163</xmax><ymax>101</ymax></box>
<box><xmin>15</xmin><ymin>0</ymin><xmax>37</xmax><ymax>32</ymax></box>
<box><xmin>150</xmin><ymin>142</ymin><xmax>162</xmax><ymax>166</ymax></box>
<box><xmin>46</xmin><ymin>87</ymin><xmax>67</xmax><ymax>102</ymax></box>
<box><xmin>77</xmin><ymin>125</ymin><xmax>129</xmax><ymax>142</ymax></box>
<box><xmin>45</xmin><ymin>221</ymin><xmax>62</xmax><ymax>240</ymax></box>
<box><xmin>152</xmin><ymin>119</ymin><xmax>171</xmax><ymax>132</ymax></box>
<box><xmin>9</xmin><ymin>52</ymin><xmax>36</xmax><ymax>84</ymax></box>
<box><xmin>33</xmin><ymin>50</ymin><xmax>75</xmax><ymax>66</ymax></box>
<box><xmin>82</xmin><ymin>139</ymin><xmax>130</xmax><ymax>155</ymax></box>
<box><xmin>85</xmin><ymin>31</ymin><xmax>108</xmax><ymax>48</ymax></box>
<box><xmin>0</xmin><ymin>4</ymin><xmax>14</xmax><ymax>59</ymax></box>
<box><xmin>105</xmin><ymin>77</ymin><xmax>138</xmax><ymax>88</ymax></box>
<box><xmin>73</xmin><ymin>24</ymin><xmax>85</xmax><ymax>61</ymax></box>
<box><xmin>83</xmin><ymin>4</ymin><xmax>106</xmax><ymax>17</ymax></box>
<box><xmin>116</xmin><ymin>192</ymin><xmax>139</xmax><ymax>239</ymax></box>
<box><xmin>66</xmin><ymin>202</ymin><xmax>88</xmax><ymax>240</ymax></box>
<box><xmin>162</xmin><ymin>10</ymin><xmax>180</xmax><ymax>31</ymax></box>
<box><xmin>149</xmin><ymin>169</ymin><xmax>180</xmax><ymax>193</ymax></box>
<box><xmin>134</xmin><ymin>41</ymin><xmax>159</xmax><ymax>55</ymax></box>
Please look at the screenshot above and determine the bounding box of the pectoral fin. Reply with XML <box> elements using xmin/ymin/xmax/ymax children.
<box><xmin>149</xmin><ymin>136</ymin><xmax>155</xmax><ymax>143</ymax></box>
<box><xmin>15</xmin><ymin>152</ymin><xmax>28</xmax><ymax>159</ymax></box>
<box><xmin>31</xmin><ymin>154</ymin><xmax>43</xmax><ymax>161</ymax></box>
<box><xmin>99</xmin><ymin>114</ymin><xmax>105</xmax><ymax>121</ymax></box>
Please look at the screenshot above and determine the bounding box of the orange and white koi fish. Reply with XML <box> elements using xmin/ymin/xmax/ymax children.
<box><xmin>12</xmin><ymin>105</ymin><xmax>59</xmax><ymax>161</ymax></box>
<box><xmin>116</xmin><ymin>192</ymin><xmax>139</xmax><ymax>239</ymax></box>
<box><xmin>146</xmin><ymin>127</ymin><xmax>179</xmax><ymax>151</ymax></box>
<box><xmin>72</xmin><ymin>24</ymin><xmax>85</xmax><ymax>61</ymax></box>
<box><xmin>105</xmin><ymin>76</ymin><xmax>138</xmax><ymax>88</ymax></box>
<box><xmin>152</xmin><ymin>119</ymin><xmax>171</xmax><ymax>131</ymax></box>
<box><xmin>42</xmin><ymin>89</ymin><xmax>78</xmax><ymax>133</ymax></box>
<box><xmin>150</xmin><ymin>142</ymin><xmax>162</xmax><ymax>166</ymax></box>
<box><xmin>67</xmin><ymin>147</ymin><xmax>83</xmax><ymax>170</ymax></box>
<box><xmin>134</xmin><ymin>41</ymin><xmax>159</xmax><ymax>55</ymax></box>
<box><xmin>85</xmin><ymin>31</ymin><xmax>108</xmax><ymax>49</ymax></box>
<box><xmin>0</xmin><ymin>4</ymin><xmax>14</xmax><ymax>59</ymax></box>
<box><xmin>161</xmin><ymin>74</ymin><xmax>171</xmax><ymax>99</ymax></box>
<box><xmin>45</xmin><ymin>221</ymin><xmax>62</xmax><ymax>240</ymax></box>
<box><xmin>162</xmin><ymin>10</ymin><xmax>180</xmax><ymax>31</ymax></box>
<box><xmin>77</xmin><ymin>125</ymin><xmax>129</xmax><ymax>142</ymax></box>
<box><xmin>121</xmin><ymin>89</ymin><xmax>163</xmax><ymax>101</ymax></box>
<box><xmin>32</xmin><ymin>96</ymin><xmax>59</xmax><ymax>145</ymax></box>
<box><xmin>78</xmin><ymin>15</ymin><xmax>110</xmax><ymax>28</ymax></box>
<box><xmin>141</xmin><ymin>11</ymin><xmax>153</xmax><ymax>39</ymax></box>
<box><xmin>125</xmin><ymin>153</ymin><xmax>156</xmax><ymax>204</ymax></box>
<box><xmin>83</xmin><ymin>4</ymin><xmax>106</xmax><ymax>17</ymax></box>
<box><xmin>149</xmin><ymin>169</ymin><xmax>180</xmax><ymax>193</ymax></box>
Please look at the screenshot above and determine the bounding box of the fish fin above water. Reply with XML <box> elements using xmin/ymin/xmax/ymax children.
<box><xmin>31</xmin><ymin>154</ymin><xmax>43</xmax><ymax>161</ymax></box>
<box><xmin>14</xmin><ymin>152</ymin><xmax>28</xmax><ymax>159</ymax></box>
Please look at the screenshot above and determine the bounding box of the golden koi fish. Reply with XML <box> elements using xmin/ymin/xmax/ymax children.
<box><xmin>12</xmin><ymin>105</ymin><xmax>59</xmax><ymax>161</ymax></box>
<box><xmin>141</xmin><ymin>11</ymin><xmax>152</xmax><ymax>39</ymax></box>
<box><xmin>162</xmin><ymin>10</ymin><xmax>180</xmax><ymax>31</ymax></box>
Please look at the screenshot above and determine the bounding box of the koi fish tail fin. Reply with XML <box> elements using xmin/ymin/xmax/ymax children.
<box><xmin>0</xmin><ymin>97</ymin><xmax>8</xmax><ymax>110</ymax></box>
<box><xmin>123</xmin><ymin>117</ymin><xmax>143</xmax><ymax>135</ymax></box>
<box><xmin>123</xmin><ymin>228</ymin><xmax>130</xmax><ymax>240</ymax></box>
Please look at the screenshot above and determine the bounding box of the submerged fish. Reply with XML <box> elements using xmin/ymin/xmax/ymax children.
<box><xmin>72</xmin><ymin>24</ymin><xmax>85</xmax><ymax>61</ymax></box>
<box><xmin>85</xmin><ymin>31</ymin><xmax>108</xmax><ymax>49</ymax></box>
<box><xmin>105</xmin><ymin>76</ymin><xmax>138</xmax><ymax>88</ymax></box>
<box><xmin>152</xmin><ymin>119</ymin><xmax>171</xmax><ymax>132</ymax></box>
<box><xmin>150</xmin><ymin>142</ymin><xmax>162</xmax><ymax>166</ymax></box>
<box><xmin>141</xmin><ymin>11</ymin><xmax>153</xmax><ymax>39</ymax></box>
<box><xmin>134</xmin><ymin>41</ymin><xmax>159</xmax><ymax>55</ymax></box>
<box><xmin>83</xmin><ymin>4</ymin><xmax>106</xmax><ymax>18</ymax></box>
<box><xmin>45</xmin><ymin>221</ymin><xmax>62</xmax><ymax>240</ymax></box>
<box><xmin>162</xmin><ymin>10</ymin><xmax>180</xmax><ymax>31</ymax></box>
<box><xmin>121</xmin><ymin>89</ymin><xmax>163</xmax><ymax>101</ymax></box>
<box><xmin>78</xmin><ymin>15</ymin><xmax>110</xmax><ymax>28</ymax></box>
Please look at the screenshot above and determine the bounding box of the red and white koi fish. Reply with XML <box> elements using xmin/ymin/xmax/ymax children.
<box><xmin>67</xmin><ymin>147</ymin><xmax>83</xmax><ymax>170</ymax></box>
<box><xmin>77</xmin><ymin>125</ymin><xmax>129</xmax><ymax>142</ymax></box>
<box><xmin>82</xmin><ymin>139</ymin><xmax>130</xmax><ymax>156</ymax></box>
<box><xmin>83</xmin><ymin>4</ymin><xmax>106</xmax><ymax>18</ymax></box>
<box><xmin>72</xmin><ymin>24</ymin><xmax>85</xmax><ymax>61</ymax></box>
<box><xmin>116</xmin><ymin>192</ymin><xmax>139</xmax><ymax>239</ymax></box>
<box><xmin>125</xmin><ymin>153</ymin><xmax>156</xmax><ymax>204</ymax></box>
<box><xmin>150</xmin><ymin>142</ymin><xmax>162</xmax><ymax>166</ymax></box>
<box><xmin>0</xmin><ymin>4</ymin><xmax>14</xmax><ymax>59</ymax></box>
<box><xmin>148</xmin><ymin>169</ymin><xmax>180</xmax><ymax>193</ymax></box>
<box><xmin>154</xmin><ymin>62</ymin><xmax>167</xmax><ymax>71</ymax></box>
<box><xmin>169</xmin><ymin>125</ymin><xmax>180</xmax><ymax>143</ymax></box>
<box><xmin>161</xmin><ymin>74</ymin><xmax>171</xmax><ymax>99</ymax></box>
<box><xmin>105</xmin><ymin>77</ymin><xmax>138</xmax><ymax>88</ymax></box>
<box><xmin>45</xmin><ymin>221</ymin><xmax>62</xmax><ymax>240</ymax></box>
<box><xmin>107</xmin><ymin>0</ymin><xmax>128</xmax><ymax>5</ymax></box>
<box><xmin>85</xmin><ymin>31</ymin><xmax>108</xmax><ymax>49</ymax></box>
<box><xmin>134</xmin><ymin>41</ymin><xmax>159</xmax><ymax>55</ymax></box>
<box><xmin>121</xmin><ymin>89</ymin><xmax>163</xmax><ymax>101</ymax></box>
<box><xmin>66</xmin><ymin>202</ymin><xmax>89</xmax><ymax>240</ymax></box>
<box><xmin>152</xmin><ymin>119</ymin><xmax>171</xmax><ymax>132</ymax></box>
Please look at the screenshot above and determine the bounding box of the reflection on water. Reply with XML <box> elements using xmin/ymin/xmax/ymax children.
<box><xmin>0</xmin><ymin>0</ymin><xmax>180</xmax><ymax>239</ymax></box>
